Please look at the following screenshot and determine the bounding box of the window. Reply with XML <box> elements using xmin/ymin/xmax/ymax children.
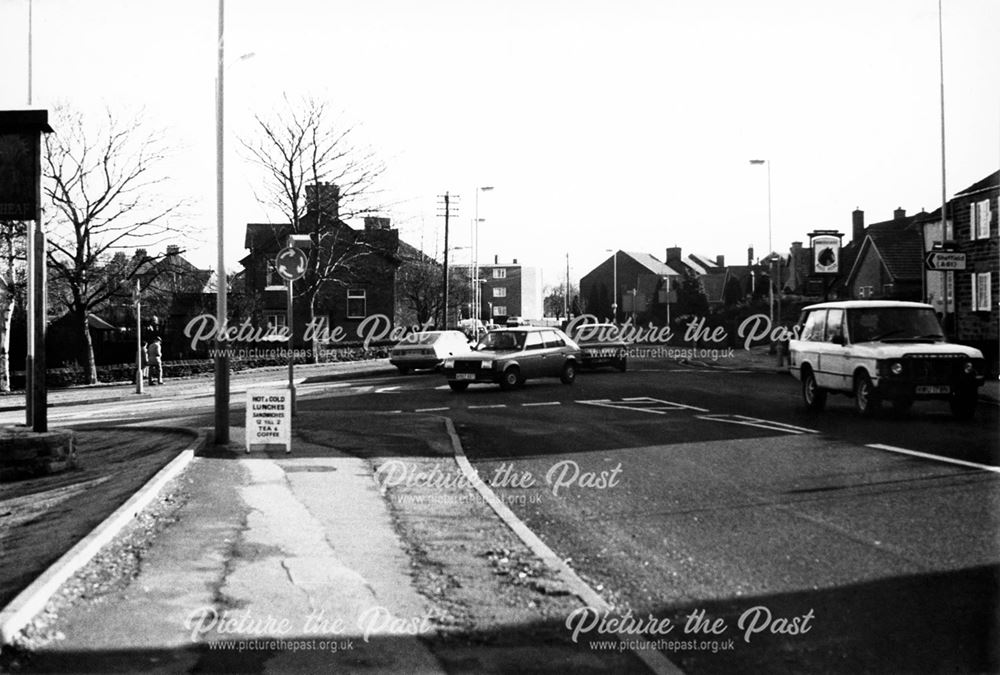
<box><xmin>856</xmin><ymin>285</ymin><xmax>874</xmax><ymax>299</ymax></box>
<box><xmin>882</xmin><ymin>283</ymin><xmax>895</xmax><ymax>297</ymax></box>
<box><xmin>266</xmin><ymin>263</ymin><xmax>285</xmax><ymax>289</ymax></box>
<box><xmin>523</xmin><ymin>331</ymin><xmax>545</xmax><ymax>350</ymax></box>
<box><xmin>492</xmin><ymin>268</ymin><xmax>506</xmax><ymax>279</ymax></box>
<box><xmin>492</xmin><ymin>286</ymin><xmax>507</xmax><ymax>298</ymax></box>
<box><xmin>825</xmin><ymin>309</ymin><xmax>845</xmax><ymax>343</ymax></box>
<box><xmin>972</xmin><ymin>272</ymin><xmax>992</xmax><ymax>311</ymax></box>
<box><xmin>264</xmin><ymin>312</ymin><xmax>287</xmax><ymax>335</ymax></box>
<box><xmin>971</xmin><ymin>199</ymin><xmax>992</xmax><ymax>240</ymax></box>
<box><xmin>542</xmin><ymin>330</ymin><xmax>566</xmax><ymax>348</ymax></box>
<box><xmin>492</xmin><ymin>305</ymin><xmax>507</xmax><ymax>317</ymax></box>
<box><xmin>801</xmin><ymin>310</ymin><xmax>826</xmax><ymax>342</ymax></box>
<box><xmin>347</xmin><ymin>289</ymin><xmax>366</xmax><ymax>318</ymax></box>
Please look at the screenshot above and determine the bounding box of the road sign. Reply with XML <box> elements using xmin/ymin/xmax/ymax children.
<box><xmin>275</xmin><ymin>246</ymin><xmax>307</xmax><ymax>281</ymax></box>
<box><xmin>925</xmin><ymin>250</ymin><xmax>966</xmax><ymax>271</ymax></box>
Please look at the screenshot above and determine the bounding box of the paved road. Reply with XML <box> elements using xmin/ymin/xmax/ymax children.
<box><xmin>11</xmin><ymin>363</ymin><xmax>999</xmax><ymax>673</ymax></box>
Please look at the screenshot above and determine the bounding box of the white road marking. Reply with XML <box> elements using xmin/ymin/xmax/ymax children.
<box><xmin>415</xmin><ymin>407</ymin><xmax>450</xmax><ymax>413</ymax></box>
<box><xmin>521</xmin><ymin>401</ymin><xmax>561</xmax><ymax>407</ymax></box>
<box><xmin>696</xmin><ymin>414</ymin><xmax>818</xmax><ymax>434</ymax></box>
<box><xmin>578</xmin><ymin>397</ymin><xmax>709</xmax><ymax>414</ymax></box>
<box><xmin>375</xmin><ymin>386</ymin><xmax>401</xmax><ymax>393</ymax></box>
<box><xmin>467</xmin><ymin>404</ymin><xmax>507</xmax><ymax>410</ymax></box>
<box><xmin>866</xmin><ymin>443</ymin><xmax>1000</xmax><ymax>474</ymax></box>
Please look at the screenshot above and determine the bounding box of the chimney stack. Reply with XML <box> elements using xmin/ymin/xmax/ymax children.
<box><xmin>894</xmin><ymin>207</ymin><xmax>906</xmax><ymax>221</ymax></box>
<box><xmin>364</xmin><ymin>216</ymin><xmax>390</xmax><ymax>231</ymax></box>
<box><xmin>166</xmin><ymin>245</ymin><xmax>179</xmax><ymax>256</ymax></box>
<box><xmin>852</xmin><ymin>208</ymin><xmax>865</xmax><ymax>243</ymax></box>
<box><xmin>305</xmin><ymin>182</ymin><xmax>340</xmax><ymax>218</ymax></box>
<box><xmin>747</xmin><ymin>246</ymin><xmax>754</xmax><ymax>265</ymax></box>
<box><xmin>666</xmin><ymin>246</ymin><xmax>682</xmax><ymax>262</ymax></box>
<box><xmin>715</xmin><ymin>254</ymin><xmax>725</xmax><ymax>267</ymax></box>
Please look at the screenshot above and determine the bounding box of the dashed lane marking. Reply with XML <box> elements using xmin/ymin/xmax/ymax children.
<box><xmin>468</xmin><ymin>404</ymin><xmax>507</xmax><ymax>410</ymax></box>
<box><xmin>415</xmin><ymin>406</ymin><xmax>450</xmax><ymax>413</ymax></box>
<box><xmin>521</xmin><ymin>401</ymin><xmax>561</xmax><ymax>407</ymax></box>
<box><xmin>695</xmin><ymin>414</ymin><xmax>819</xmax><ymax>434</ymax></box>
<box><xmin>866</xmin><ymin>443</ymin><xmax>1000</xmax><ymax>474</ymax></box>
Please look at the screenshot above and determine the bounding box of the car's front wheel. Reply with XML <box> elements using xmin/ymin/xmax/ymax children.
<box><xmin>801</xmin><ymin>368</ymin><xmax>826</xmax><ymax>411</ymax></box>
<box><xmin>448</xmin><ymin>381</ymin><xmax>469</xmax><ymax>392</ymax></box>
<box><xmin>854</xmin><ymin>372</ymin><xmax>881</xmax><ymax>416</ymax></box>
<box><xmin>560</xmin><ymin>361</ymin><xmax>577</xmax><ymax>385</ymax></box>
<box><xmin>499</xmin><ymin>367</ymin><xmax>522</xmax><ymax>390</ymax></box>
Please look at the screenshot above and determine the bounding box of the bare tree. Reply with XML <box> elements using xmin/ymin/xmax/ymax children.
<box><xmin>395</xmin><ymin>250</ymin><xmax>471</xmax><ymax>327</ymax></box>
<box><xmin>0</xmin><ymin>220</ymin><xmax>26</xmax><ymax>391</ymax></box>
<box><xmin>43</xmin><ymin>106</ymin><xmax>187</xmax><ymax>383</ymax></box>
<box><xmin>241</xmin><ymin>96</ymin><xmax>386</xmax><ymax>360</ymax></box>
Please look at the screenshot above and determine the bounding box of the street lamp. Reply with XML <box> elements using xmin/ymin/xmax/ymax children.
<box><xmin>605</xmin><ymin>249</ymin><xmax>618</xmax><ymax>323</ymax></box>
<box><xmin>750</xmin><ymin>158</ymin><xmax>773</xmax><ymax>324</ymax></box>
<box><xmin>215</xmin><ymin>0</ymin><xmax>255</xmax><ymax>445</ymax></box>
<box><xmin>474</xmin><ymin>186</ymin><xmax>493</xmax><ymax>323</ymax></box>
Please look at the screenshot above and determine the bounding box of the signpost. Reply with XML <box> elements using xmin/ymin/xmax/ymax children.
<box><xmin>245</xmin><ymin>388</ymin><xmax>292</xmax><ymax>454</ymax></box>
<box><xmin>924</xmin><ymin>250</ymin><xmax>966</xmax><ymax>271</ymax></box>
<box><xmin>808</xmin><ymin>230</ymin><xmax>845</xmax><ymax>301</ymax></box>
<box><xmin>1</xmin><ymin>110</ymin><xmax>53</xmax><ymax>432</ymax></box>
<box><xmin>275</xmin><ymin>243</ymin><xmax>308</xmax><ymax>415</ymax></box>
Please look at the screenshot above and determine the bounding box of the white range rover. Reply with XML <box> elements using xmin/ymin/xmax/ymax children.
<box><xmin>789</xmin><ymin>300</ymin><xmax>986</xmax><ymax>419</ymax></box>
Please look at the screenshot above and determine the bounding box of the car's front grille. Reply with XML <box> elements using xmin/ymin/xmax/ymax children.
<box><xmin>903</xmin><ymin>356</ymin><xmax>965</xmax><ymax>381</ymax></box>
<box><xmin>452</xmin><ymin>360</ymin><xmax>483</xmax><ymax>374</ymax></box>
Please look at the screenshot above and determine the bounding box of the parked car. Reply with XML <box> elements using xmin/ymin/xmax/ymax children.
<box><xmin>442</xmin><ymin>327</ymin><xmax>582</xmax><ymax>391</ymax></box>
<box><xmin>389</xmin><ymin>330</ymin><xmax>472</xmax><ymax>374</ymax></box>
<box><xmin>568</xmin><ymin>322</ymin><xmax>628</xmax><ymax>371</ymax></box>
<box><xmin>789</xmin><ymin>300</ymin><xmax>986</xmax><ymax>418</ymax></box>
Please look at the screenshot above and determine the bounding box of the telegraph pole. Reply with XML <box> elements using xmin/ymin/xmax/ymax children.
<box><xmin>437</xmin><ymin>193</ymin><xmax>459</xmax><ymax>328</ymax></box>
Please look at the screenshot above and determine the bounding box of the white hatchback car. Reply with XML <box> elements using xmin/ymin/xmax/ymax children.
<box><xmin>789</xmin><ymin>301</ymin><xmax>986</xmax><ymax>418</ymax></box>
<box><xmin>389</xmin><ymin>330</ymin><xmax>472</xmax><ymax>374</ymax></box>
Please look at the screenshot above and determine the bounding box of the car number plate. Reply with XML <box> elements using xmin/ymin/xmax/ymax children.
<box><xmin>915</xmin><ymin>385</ymin><xmax>949</xmax><ymax>394</ymax></box>
<box><xmin>456</xmin><ymin>373</ymin><xmax>475</xmax><ymax>381</ymax></box>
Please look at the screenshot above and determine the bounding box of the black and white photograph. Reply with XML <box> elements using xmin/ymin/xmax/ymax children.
<box><xmin>0</xmin><ymin>1</ymin><xmax>998</xmax><ymax>672</ymax></box>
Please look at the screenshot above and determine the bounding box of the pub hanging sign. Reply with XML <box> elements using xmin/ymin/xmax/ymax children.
<box><xmin>809</xmin><ymin>230</ymin><xmax>844</xmax><ymax>275</ymax></box>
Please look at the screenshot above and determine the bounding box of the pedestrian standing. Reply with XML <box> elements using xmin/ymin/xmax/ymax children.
<box><xmin>148</xmin><ymin>335</ymin><xmax>163</xmax><ymax>385</ymax></box>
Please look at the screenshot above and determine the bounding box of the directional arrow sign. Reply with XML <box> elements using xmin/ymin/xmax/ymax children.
<box><xmin>925</xmin><ymin>251</ymin><xmax>966</xmax><ymax>271</ymax></box>
<box><xmin>275</xmin><ymin>246</ymin><xmax>307</xmax><ymax>281</ymax></box>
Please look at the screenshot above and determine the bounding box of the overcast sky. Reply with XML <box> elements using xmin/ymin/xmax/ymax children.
<box><xmin>1</xmin><ymin>0</ymin><xmax>998</xmax><ymax>290</ymax></box>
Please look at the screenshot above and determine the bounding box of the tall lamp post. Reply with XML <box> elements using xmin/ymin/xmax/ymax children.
<box><xmin>474</xmin><ymin>186</ymin><xmax>493</xmax><ymax>323</ymax></box>
<box><xmin>750</xmin><ymin>158</ymin><xmax>773</xmax><ymax>324</ymax></box>
<box><xmin>214</xmin><ymin>0</ymin><xmax>229</xmax><ymax>444</ymax></box>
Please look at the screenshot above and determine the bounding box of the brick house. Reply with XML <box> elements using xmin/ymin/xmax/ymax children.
<box><xmin>580</xmin><ymin>250</ymin><xmax>678</xmax><ymax>323</ymax></box>
<box><xmin>240</xmin><ymin>186</ymin><xmax>415</xmax><ymax>348</ymax></box>
<box><xmin>950</xmin><ymin>171</ymin><xmax>998</xmax><ymax>364</ymax></box>
<box><xmin>844</xmin><ymin>208</ymin><xmax>930</xmax><ymax>302</ymax></box>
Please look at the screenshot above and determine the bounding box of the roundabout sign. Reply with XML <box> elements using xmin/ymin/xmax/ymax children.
<box><xmin>275</xmin><ymin>246</ymin><xmax>307</xmax><ymax>281</ymax></box>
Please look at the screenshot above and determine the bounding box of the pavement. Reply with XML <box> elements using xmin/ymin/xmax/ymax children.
<box><xmin>0</xmin><ymin>359</ymin><xmax>650</xmax><ymax>674</ymax></box>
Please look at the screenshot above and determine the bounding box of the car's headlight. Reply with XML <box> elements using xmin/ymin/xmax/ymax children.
<box><xmin>443</xmin><ymin>359</ymin><xmax>454</xmax><ymax>369</ymax></box>
<box><xmin>890</xmin><ymin>362</ymin><xmax>903</xmax><ymax>375</ymax></box>
<box><xmin>963</xmin><ymin>361</ymin><xmax>974</xmax><ymax>374</ymax></box>
<box><xmin>480</xmin><ymin>360</ymin><xmax>494</xmax><ymax>369</ymax></box>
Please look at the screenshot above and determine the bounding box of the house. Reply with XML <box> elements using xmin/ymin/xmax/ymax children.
<box><xmin>240</xmin><ymin>183</ymin><xmax>427</xmax><ymax>348</ymax></box>
<box><xmin>579</xmin><ymin>251</ymin><xmax>678</xmax><ymax>323</ymax></box>
<box><xmin>950</xmin><ymin>170</ymin><xmax>998</xmax><ymax>365</ymax></box>
<box><xmin>476</xmin><ymin>257</ymin><xmax>543</xmax><ymax>323</ymax></box>
<box><xmin>844</xmin><ymin>208</ymin><xmax>931</xmax><ymax>302</ymax></box>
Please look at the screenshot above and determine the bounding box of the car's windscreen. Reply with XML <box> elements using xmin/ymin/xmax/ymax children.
<box><xmin>847</xmin><ymin>308</ymin><xmax>944</xmax><ymax>342</ymax></box>
<box><xmin>478</xmin><ymin>332</ymin><xmax>525</xmax><ymax>351</ymax></box>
